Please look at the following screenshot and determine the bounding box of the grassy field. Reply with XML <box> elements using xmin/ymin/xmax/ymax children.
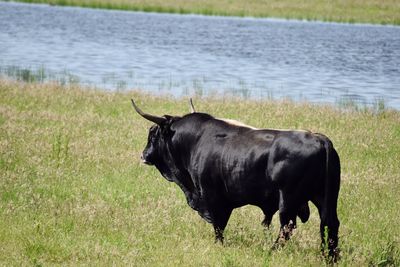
<box><xmin>0</xmin><ymin>79</ymin><xmax>399</xmax><ymax>266</ymax></box>
<box><xmin>10</xmin><ymin>0</ymin><xmax>400</xmax><ymax>25</ymax></box>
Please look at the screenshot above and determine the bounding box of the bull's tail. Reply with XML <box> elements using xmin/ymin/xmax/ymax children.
<box><xmin>321</xmin><ymin>137</ymin><xmax>341</xmax><ymax>261</ymax></box>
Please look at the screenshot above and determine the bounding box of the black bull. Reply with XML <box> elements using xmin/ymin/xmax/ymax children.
<box><xmin>132</xmin><ymin>100</ymin><xmax>340</xmax><ymax>260</ymax></box>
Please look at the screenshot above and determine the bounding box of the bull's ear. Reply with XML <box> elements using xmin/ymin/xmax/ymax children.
<box><xmin>161</xmin><ymin>115</ymin><xmax>179</xmax><ymax>134</ymax></box>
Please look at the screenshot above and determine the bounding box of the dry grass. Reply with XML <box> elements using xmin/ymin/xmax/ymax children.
<box><xmin>1</xmin><ymin>79</ymin><xmax>399</xmax><ymax>266</ymax></box>
<box><xmin>13</xmin><ymin>0</ymin><xmax>400</xmax><ymax>25</ymax></box>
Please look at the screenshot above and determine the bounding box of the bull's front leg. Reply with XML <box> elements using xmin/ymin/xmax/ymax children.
<box><xmin>211</xmin><ymin>206</ymin><xmax>233</xmax><ymax>244</ymax></box>
<box><xmin>214</xmin><ymin>226</ymin><xmax>224</xmax><ymax>244</ymax></box>
<box><xmin>201</xmin><ymin>194</ymin><xmax>233</xmax><ymax>244</ymax></box>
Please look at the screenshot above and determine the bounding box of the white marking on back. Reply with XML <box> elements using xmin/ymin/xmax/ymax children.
<box><xmin>218</xmin><ymin>118</ymin><xmax>310</xmax><ymax>133</ymax></box>
<box><xmin>267</xmin><ymin>128</ymin><xmax>310</xmax><ymax>133</ymax></box>
<box><xmin>218</xmin><ymin>118</ymin><xmax>261</xmax><ymax>130</ymax></box>
<box><xmin>218</xmin><ymin>118</ymin><xmax>260</xmax><ymax>130</ymax></box>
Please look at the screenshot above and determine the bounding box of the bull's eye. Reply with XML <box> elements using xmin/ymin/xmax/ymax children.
<box><xmin>148</xmin><ymin>126</ymin><xmax>159</xmax><ymax>143</ymax></box>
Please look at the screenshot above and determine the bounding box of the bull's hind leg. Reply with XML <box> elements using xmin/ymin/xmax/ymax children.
<box><xmin>312</xmin><ymin>197</ymin><xmax>340</xmax><ymax>262</ymax></box>
<box><xmin>321</xmin><ymin>213</ymin><xmax>340</xmax><ymax>262</ymax></box>
<box><xmin>273</xmin><ymin>190</ymin><xmax>298</xmax><ymax>248</ymax></box>
<box><xmin>312</xmin><ymin>150</ymin><xmax>341</xmax><ymax>262</ymax></box>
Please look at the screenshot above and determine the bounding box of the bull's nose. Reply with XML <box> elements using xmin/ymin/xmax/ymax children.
<box><xmin>140</xmin><ymin>155</ymin><xmax>152</xmax><ymax>165</ymax></box>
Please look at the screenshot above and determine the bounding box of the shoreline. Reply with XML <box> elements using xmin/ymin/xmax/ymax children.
<box><xmin>0</xmin><ymin>74</ymin><xmax>393</xmax><ymax>112</ymax></box>
<box><xmin>6</xmin><ymin>0</ymin><xmax>400</xmax><ymax>25</ymax></box>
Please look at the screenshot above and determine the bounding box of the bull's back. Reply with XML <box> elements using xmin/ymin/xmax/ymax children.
<box><xmin>267</xmin><ymin>131</ymin><xmax>328</xmax><ymax>189</ymax></box>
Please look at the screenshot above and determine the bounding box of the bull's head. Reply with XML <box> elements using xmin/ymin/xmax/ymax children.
<box><xmin>131</xmin><ymin>99</ymin><xmax>195</xmax><ymax>181</ymax></box>
<box><xmin>131</xmin><ymin>99</ymin><xmax>170</xmax><ymax>166</ymax></box>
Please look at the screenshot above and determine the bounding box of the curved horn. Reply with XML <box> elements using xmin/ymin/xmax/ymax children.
<box><xmin>131</xmin><ymin>99</ymin><xmax>166</xmax><ymax>125</ymax></box>
<box><xmin>189</xmin><ymin>98</ymin><xmax>196</xmax><ymax>113</ymax></box>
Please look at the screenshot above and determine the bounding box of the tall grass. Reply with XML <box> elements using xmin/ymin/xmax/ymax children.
<box><xmin>0</xmin><ymin>79</ymin><xmax>399</xmax><ymax>265</ymax></box>
<box><xmin>0</xmin><ymin>65</ymin><xmax>80</xmax><ymax>86</ymax></box>
<box><xmin>9</xmin><ymin>0</ymin><xmax>400</xmax><ymax>25</ymax></box>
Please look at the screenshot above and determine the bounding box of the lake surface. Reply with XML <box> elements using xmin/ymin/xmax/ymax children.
<box><xmin>1</xmin><ymin>2</ymin><xmax>400</xmax><ymax>108</ymax></box>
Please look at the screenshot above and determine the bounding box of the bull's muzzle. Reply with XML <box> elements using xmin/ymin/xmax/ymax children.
<box><xmin>141</xmin><ymin>155</ymin><xmax>153</xmax><ymax>165</ymax></box>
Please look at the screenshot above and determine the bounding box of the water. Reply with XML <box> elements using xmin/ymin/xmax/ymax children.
<box><xmin>1</xmin><ymin>2</ymin><xmax>400</xmax><ymax>108</ymax></box>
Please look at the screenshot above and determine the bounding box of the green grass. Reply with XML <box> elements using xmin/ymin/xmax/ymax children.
<box><xmin>1</xmin><ymin>79</ymin><xmax>399</xmax><ymax>266</ymax></box>
<box><xmin>8</xmin><ymin>0</ymin><xmax>400</xmax><ymax>25</ymax></box>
